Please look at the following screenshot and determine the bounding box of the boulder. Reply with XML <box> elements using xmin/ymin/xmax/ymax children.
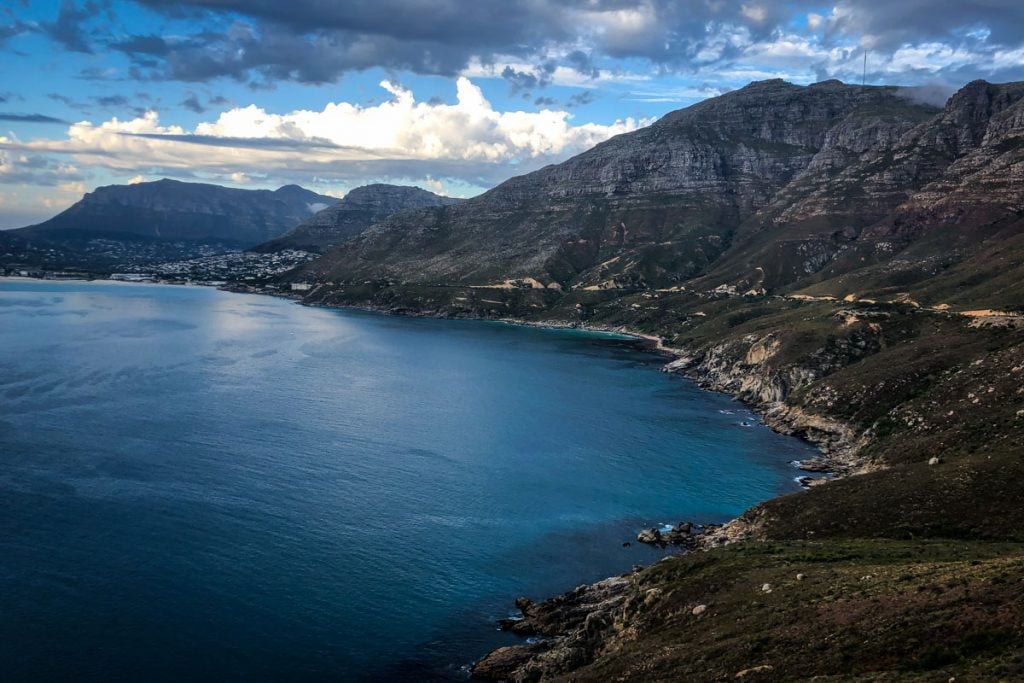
<box><xmin>637</xmin><ymin>528</ymin><xmax>663</xmax><ymax>544</ymax></box>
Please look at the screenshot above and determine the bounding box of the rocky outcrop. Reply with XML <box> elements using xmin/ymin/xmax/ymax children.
<box><xmin>471</xmin><ymin>575</ymin><xmax>633</xmax><ymax>681</ymax></box>
<box><xmin>253</xmin><ymin>184</ymin><xmax>461</xmax><ymax>253</ymax></box>
<box><xmin>15</xmin><ymin>179</ymin><xmax>336</xmax><ymax>247</ymax></box>
<box><xmin>635</xmin><ymin>522</ymin><xmax>720</xmax><ymax>549</ymax></box>
<box><xmin>661</xmin><ymin>332</ymin><xmax>869</xmax><ymax>471</ymax></box>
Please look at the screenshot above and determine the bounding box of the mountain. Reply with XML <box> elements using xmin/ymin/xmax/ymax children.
<box><xmin>253</xmin><ymin>183</ymin><xmax>462</xmax><ymax>253</ymax></box>
<box><xmin>286</xmin><ymin>80</ymin><xmax>1024</xmax><ymax>680</ymax></box>
<box><xmin>298</xmin><ymin>79</ymin><xmax>1022</xmax><ymax>312</ymax></box>
<box><xmin>14</xmin><ymin>179</ymin><xmax>337</xmax><ymax>248</ymax></box>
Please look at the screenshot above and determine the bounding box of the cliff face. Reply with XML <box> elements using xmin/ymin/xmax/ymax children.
<box><xmin>15</xmin><ymin>179</ymin><xmax>336</xmax><ymax>247</ymax></box>
<box><xmin>253</xmin><ymin>184</ymin><xmax>461</xmax><ymax>253</ymax></box>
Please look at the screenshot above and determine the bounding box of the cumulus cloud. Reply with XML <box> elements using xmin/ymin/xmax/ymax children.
<box><xmin>1</xmin><ymin>78</ymin><xmax>648</xmax><ymax>191</ymax></box>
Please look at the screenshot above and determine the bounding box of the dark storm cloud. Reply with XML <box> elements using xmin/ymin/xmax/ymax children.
<box><xmin>565</xmin><ymin>51</ymin><xmax>600</xmax><ymax>79</ymax></box>
<box><xmin>114</xmin><ymin>0</ymin><xmax>1024</xmax><ymax>86</ymax></box>
<box><xmin>135</xmin><ymin>0</ymin><xmax>571</xmax><ymax>48</ymax></box>
<box><xmin>112</xmin><ymin>22</ymin><xmax>479</xmax><ymax>84</ymax></box>
<box><xmin>567</xmin><ymin>91</ymin><xmax>598</xmax><ymax>108</ymax></box>
<box><xmin>501</xmin><ymin>67</ymin><xmax>544</xmax><ymax>93</ymax></box>
<box><xmin>0</xmin><ymin>113</ymin><xmax>69</xmax><ymax>124</ymax></box>
<box><xmin>94</xmin><ymin>95</ymin><xmax>130</xmax><ymax>107</ymax></box>
<box><xmin>48</xmin><ymin>93</ymin><xmax>86</xmax><ymax>109</ymax></box>
<box><xmin>824</xmin><ymin>0</ymin><xmax>1024</xmax><ymax>51</ymax></box>
<box><xmin>41</xmin><ymin>0</ymin><xmax>103</xmax><ymax>54</ymax></box>
<box><xmin>181</xmin><ymin>93</ymin><xmax>205</xmax><ymax>113</ymax></box>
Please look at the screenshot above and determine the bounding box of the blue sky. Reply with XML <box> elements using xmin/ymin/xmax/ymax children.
<box><xmin>1</xmin><ymin>0</ymin><xmax>1023</xmax><ymax>227</ymax></box>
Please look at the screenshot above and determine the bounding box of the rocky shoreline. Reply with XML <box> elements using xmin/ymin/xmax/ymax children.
<box><xmin>496</xmin><ymin>317</ymin><xmax>868</xmax><ymax>480</ymax></box>
<box><xmin>280</xmin><ymin>303</ymin><xmax>877</xmax><ymax>677</ymax></box>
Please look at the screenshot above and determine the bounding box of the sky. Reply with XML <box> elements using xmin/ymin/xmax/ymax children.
<box><xmin>1</xmin><ymin>1</ymin><xmax>1023</xmax><ymax>228</ymax></box>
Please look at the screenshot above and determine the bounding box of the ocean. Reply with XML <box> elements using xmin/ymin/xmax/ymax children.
<box><xmin>0</xmin><ymin>279</ymin><xmax>816</xmax><ymax>680</ymax></box>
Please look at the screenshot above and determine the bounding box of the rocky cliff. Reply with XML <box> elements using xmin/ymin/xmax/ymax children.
<box><xmin>14</xmin><ymin>179</ymin><xmax>336</xmax><ymax>248</ymax></box>
<box><xmin>252</xmin><ymin>183</ymin><xmax>461</xmax><ymax>253</ymax></box>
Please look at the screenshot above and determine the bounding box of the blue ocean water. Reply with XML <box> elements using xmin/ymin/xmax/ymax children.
<box><xmin>0</xmin><ymin>280</ymin><xmax>816</xmax><ymax>681</ymax></box>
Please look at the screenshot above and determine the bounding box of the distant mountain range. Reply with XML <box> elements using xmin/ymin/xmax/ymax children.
<box><xmin>252</xmin><ymin>184</ymin><xmax>461</xmax><ymax>253</ymax></box>
<box><xmin>1</xmin><ymin>179</ymin><xmax>458</xmax><ymax>271</ymax></box>
<box><xmin>13</xmin><ymin>179</ymin><xmax>337</xmax><ymax>248</ymax></box>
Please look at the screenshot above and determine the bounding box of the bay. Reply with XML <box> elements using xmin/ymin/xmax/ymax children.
<box><xmin>0</xmin><ymin>279</ymin><xmax>816</xmax><ymax>681</ymax></box>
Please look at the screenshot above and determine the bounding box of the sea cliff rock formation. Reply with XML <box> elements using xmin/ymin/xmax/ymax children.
<box><xmin>253</xmin><ymin>183</ymin><xmax>461</xmax><ymax>253</ymax></box>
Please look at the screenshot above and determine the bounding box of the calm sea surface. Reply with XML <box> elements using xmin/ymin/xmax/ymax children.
<box><xmin>0</xmin><ymin>279</ymin><xmax>816</xmax><ymax>681</ymax></box>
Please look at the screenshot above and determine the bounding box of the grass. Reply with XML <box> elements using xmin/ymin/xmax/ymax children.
<box><xmin>556</xmin><ymin>538</ymin><xmax>1024</xmax><ymax>682</ymax></box>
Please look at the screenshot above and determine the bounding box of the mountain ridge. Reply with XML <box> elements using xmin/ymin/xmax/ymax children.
<box><xmin>252</xmin><ymin>183</ymin><xmax>462</xmax><ymax>253</ymax></box>
<box><xmin>297</xmin><ymin>78</ymin><xmax>1022</xmax><ymax>312</ymax></box>
<box><xmin>14</xmin><ymin>178</ymin><xmax>337</xmax><ymax>248</ymax></box>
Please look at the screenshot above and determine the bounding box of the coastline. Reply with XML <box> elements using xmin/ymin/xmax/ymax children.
<box><xmin>3</xmin><ymin>275</ymin><xmax>862</xmax><ymax>675</ymax></box>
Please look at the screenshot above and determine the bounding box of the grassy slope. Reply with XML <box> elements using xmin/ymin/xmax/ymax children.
<box><xmin>564</xmin><ymin>539</ymin><xmax>1024</xmax><ymax>682</ymax></box>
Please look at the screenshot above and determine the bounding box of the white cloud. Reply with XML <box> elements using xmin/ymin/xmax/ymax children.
<box><xmin>577</xmin><ymin>2</ymin><xmax>661</xmax><ymax>52</ymax></box>
<box><xmin>4</xmin><ymin>78</ymin><xmax>647</xmax><ymax>191</ymax></box>
<box><xmin>194</xmin><ymin>77</ymin><xmax>645</xmax><ymax>162</ymax></box>
<box><xmin>740</xmin><ymin>4</ymin><xmax>767</xmax><ymax>24</ymax></box>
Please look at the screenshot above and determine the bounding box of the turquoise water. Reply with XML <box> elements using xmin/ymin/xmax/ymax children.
<box><xmin>0</xmin><ymin>280</ymin><xmax>815</xmax><ymax>681</ymax></box>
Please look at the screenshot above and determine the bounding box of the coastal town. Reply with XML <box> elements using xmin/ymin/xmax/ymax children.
<box><xmin>0</xmin><ymin>249</ymin><xmax>315</xmax><ymax>286</ymax></box>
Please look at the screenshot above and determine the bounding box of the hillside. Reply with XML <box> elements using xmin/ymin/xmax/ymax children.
<box><xmin>14</xmin><ymin>179</ymin><xmax>336</xmax><ymax>249</ymax></box>
<box><xmin>252</xmin><ymin>183</ymin><xmax>461</xmax><ymax>253</ymax></box>
<box><xmin>285</xmin><ymin>79</ymin><xmax>1024</xmax><ymax>680</ymax></box>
